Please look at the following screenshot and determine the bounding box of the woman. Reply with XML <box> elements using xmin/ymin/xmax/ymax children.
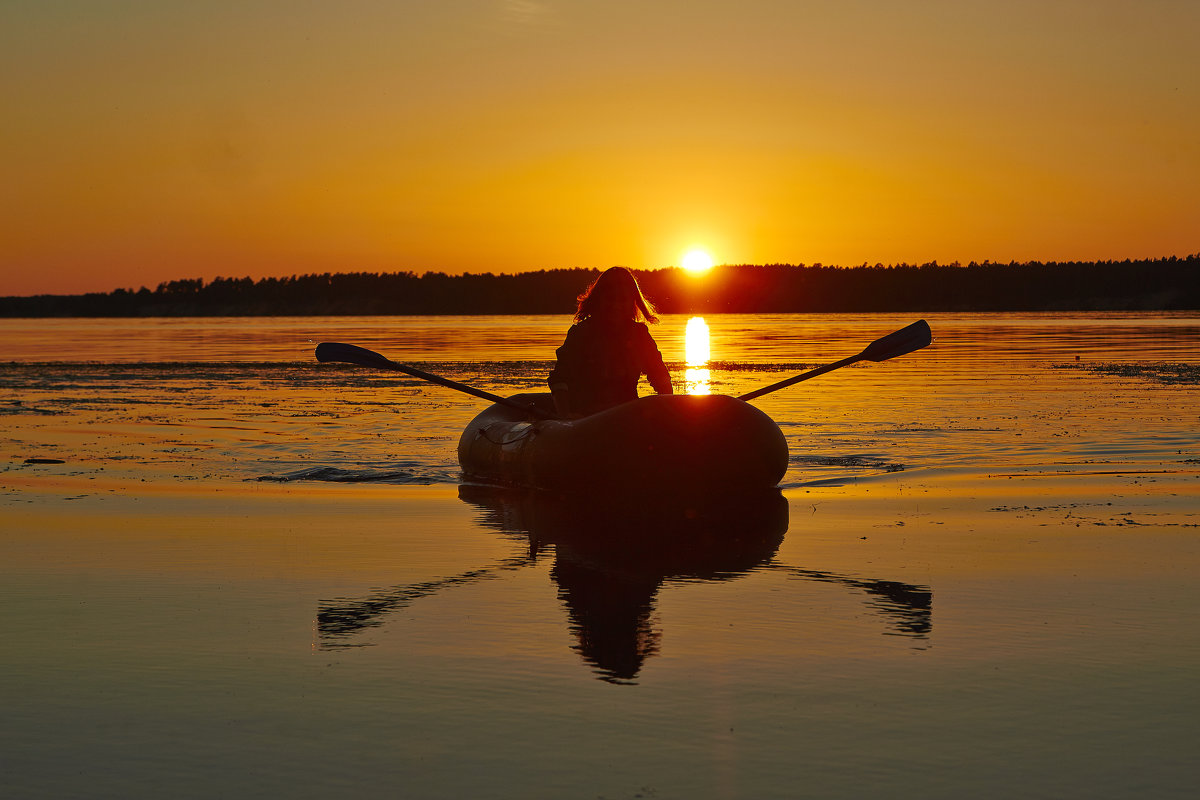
<box><xmin>548</xmin><ymin>267</ymin><xmax>673</xmax><ymax>418</ymax></box>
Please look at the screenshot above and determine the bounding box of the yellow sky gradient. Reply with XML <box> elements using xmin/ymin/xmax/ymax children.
<box><xmin>3</xmin><ymin>0</ymin><xmax>1197</xmax><ymax>295</ymax></box>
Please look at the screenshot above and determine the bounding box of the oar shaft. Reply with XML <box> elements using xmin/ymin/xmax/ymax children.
<box><xmin>386</xmin><ymin>360</ymin><xmax>515</xmax><ymax>408</ymax></box>
<box><xmin>736</xmin><ymin>355</ymin><xmax>860</xmax><ymax>402</ymax></box>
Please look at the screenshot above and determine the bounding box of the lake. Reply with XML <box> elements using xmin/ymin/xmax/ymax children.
<box><xmin>2</xmin><ymin>312</ymin><xmax>1198</xmax><ymax>799</ymax></box>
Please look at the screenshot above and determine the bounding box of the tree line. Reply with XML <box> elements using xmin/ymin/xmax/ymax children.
<box><xmin>2</xmin><ymin>257</ymin><xmax>1196</xmax><ymax>317</ymax></box>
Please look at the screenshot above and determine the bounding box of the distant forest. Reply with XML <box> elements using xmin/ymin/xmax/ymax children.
<box><xmin>2</xmin><ymin>257</ymin><xmax>1197</xmax><ymax>317</ymax></box>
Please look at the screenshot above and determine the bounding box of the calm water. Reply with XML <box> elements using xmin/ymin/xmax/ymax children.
<box><xmin>3</xmin><ymin>312</ymin><xmax>1198</xmax><ymax>486</ymax></box>
<box><xmin>2</xmin><ymin>312</ymin><xmax>1198</xmax><ymax>798</ymax></box>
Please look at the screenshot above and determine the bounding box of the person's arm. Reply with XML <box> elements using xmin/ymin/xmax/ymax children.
<box><xmin>639</xmin><ymin>325</ymin><xmax>674</xmax><ymax>395</ymax></box>
<box><xmin>549</xmin><ymin>326</ymin><xmax>579</xmax><ymax>416</ymax></box>
<box><xmin>648</xmin><ymin>361</ymin><xmax>673</xmax><ymax>395</ymax></box>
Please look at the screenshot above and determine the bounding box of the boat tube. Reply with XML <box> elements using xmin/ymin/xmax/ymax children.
<box><xmin>457</xmin><ymin>392</ymin><xmax>788</xmax><ymax>498</ymax></box>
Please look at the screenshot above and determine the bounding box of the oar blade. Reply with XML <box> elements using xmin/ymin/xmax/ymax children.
<box><xmin>316</xmin><ymin>340</ymin><xmax>554</xmax><ymax>419</ymax></box>
<box><xmin>858</xmin><ymin>319</ymin><xmax>932</xmax><ymax>362</ymax></box>
<box><xmin>315</xmin><ymin>342</ymin><xmax>396</xmax><ymax>370</ymax></box>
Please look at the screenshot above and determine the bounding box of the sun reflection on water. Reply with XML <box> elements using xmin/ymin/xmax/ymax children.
<box><xmin>684</xmin><ymin>316</ymin><xmax>711</xmax><ymax>395</ymax></box>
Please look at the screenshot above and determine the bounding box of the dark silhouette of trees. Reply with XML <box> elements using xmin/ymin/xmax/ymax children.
<box><xmin>1</xmin><ymin>257</ymin><xmax>1196</xmax><ymax>317</ymax></box>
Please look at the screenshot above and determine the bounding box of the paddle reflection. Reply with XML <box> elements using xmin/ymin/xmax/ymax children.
<box><xmin>315</xmin><ymin>489</ymin><xmax>933</xmax><ymax>683</ymax></box>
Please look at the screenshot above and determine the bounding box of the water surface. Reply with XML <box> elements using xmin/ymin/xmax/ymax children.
<box><xmin>2</xmin><ymin>312</ymin><xmax>1197</xmax><ymax>798</ymax></box>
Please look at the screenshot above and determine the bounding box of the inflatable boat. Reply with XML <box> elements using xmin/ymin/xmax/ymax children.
<box><xmin>457</xmin><ymin>392</ymin><xmax>789</xmax><ymax>497</ymax></box>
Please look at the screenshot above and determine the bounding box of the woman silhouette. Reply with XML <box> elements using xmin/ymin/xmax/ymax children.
<box><xmin>548</xmin><ymin>267</ymin><xmax>673</xmax><ymax>417</ymax></box>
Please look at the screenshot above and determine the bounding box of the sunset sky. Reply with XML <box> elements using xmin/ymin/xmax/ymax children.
<box><xmin>3</xmin><ymin>0</ymin><xmax>1197</xmax><ymax>296</ymax></box>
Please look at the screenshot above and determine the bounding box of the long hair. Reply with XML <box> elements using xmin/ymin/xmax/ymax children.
<box><xmin>574</xmin><ymin>267</ymin><xmax>659</xmax><ymax>324</ymax></box>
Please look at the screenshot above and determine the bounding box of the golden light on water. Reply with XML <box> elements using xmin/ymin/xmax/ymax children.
<box><xmin>685</xmin><ymin>317</ymin><xmax>710</xmax><ymax>364</ymax></box>
<box><xmin>684</xmin><ymin>316</ymin><xmax>711</xmax><ymax>395</ymax></box>
<box><xmin>684</xmin><ymin>367</ymin><xmax>712</xmax><ymax>395</ymax></box>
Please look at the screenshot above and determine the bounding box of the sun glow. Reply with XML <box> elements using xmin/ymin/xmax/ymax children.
<box><xmin>681</xmin><ymin>249</ymin><xmax>715</xmax><ymax>275</ymax></box>
<box><xmin>684</xmin><ymin>316</ymin><xmax>711</xmax><ymax>395</ymax></box>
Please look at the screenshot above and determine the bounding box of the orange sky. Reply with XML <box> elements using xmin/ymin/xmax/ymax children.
<box><xmin>3</xmin><ymin>1</ymin><xmax>1197</xmax><ymax>296</ymax></box>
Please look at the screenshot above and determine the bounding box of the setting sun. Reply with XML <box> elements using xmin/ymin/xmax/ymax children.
<box><xmin>681</xmin><ymin>249</ymin><xmax>715</xmax><ymax>275</ymax></box>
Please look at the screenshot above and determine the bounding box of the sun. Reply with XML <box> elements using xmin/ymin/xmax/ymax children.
<box><xmin>680</xmin><ymin>248</ymin><xmax>715</xmax><ymax>275</ymax></box>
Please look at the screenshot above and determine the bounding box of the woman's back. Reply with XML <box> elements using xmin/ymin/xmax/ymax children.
<box><xmin>549</xmin><ymin>317</ymin><xmax>671</xmax><ymax>416</ymax></box>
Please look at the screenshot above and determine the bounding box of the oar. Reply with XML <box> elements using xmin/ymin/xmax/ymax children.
<box><xmin>737</xmin><ymin>319</ymin><xmax>932</xmax><ymax>402</ymax></box>
<box><xmin>315</xmin><ymin>341</ymin><xmax>552</xmax><ymax>418</ymax></box>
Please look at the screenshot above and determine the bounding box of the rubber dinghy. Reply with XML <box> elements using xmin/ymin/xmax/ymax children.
<box><xmin>457</xmin><ymin>392</ymin><xmax>789</xmax><ymax>497</ymax></box>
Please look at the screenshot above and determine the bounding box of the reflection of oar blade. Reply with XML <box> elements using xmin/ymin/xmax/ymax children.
<box><xmin>737</xmin><ymin>319</ymin><xmax>932</xmax><ymax>402</ymax></box>
<box><xmin>777</xmin><ymin>565</ymin><xmax>932</xmax><ymax>639</ymax></box>
<box><xmin>856</xmin><ymin>579</ymin><xmax>933</xmax><ymax>637</ymax></box>
<box><xmin>317</xmin><ymin>556</ymin><xmax>531</xmax><ymax>643</ymax></box>
<box><xmin>315</xmin><ymin>341</ymin><xmax>550</xmax><ymax>418</ymax></box>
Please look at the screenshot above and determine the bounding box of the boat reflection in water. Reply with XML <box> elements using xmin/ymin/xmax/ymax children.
<box><xmin>317</xmin><ymin>488</ymin><xmax>933</xmax><ymax>684</ymax></box>
<box><xmin>462</xmin><ymin>485</ymin><xmax>791</xmax><ymax>683</ymax></box>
